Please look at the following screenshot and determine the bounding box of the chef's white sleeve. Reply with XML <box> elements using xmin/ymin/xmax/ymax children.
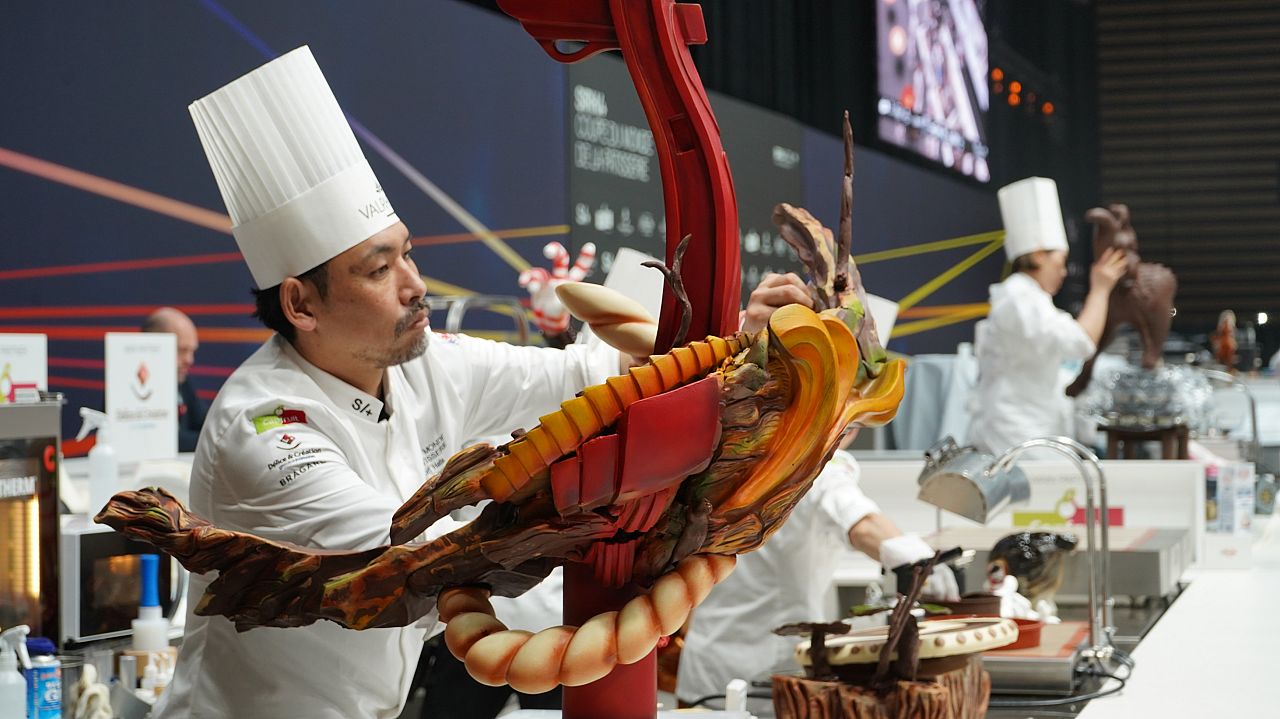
<box><xmin>809</xmin><ymin>452</ymin><xmax>881</xmax><ymax>548</ymax></box>
<box><xmin>993</xmin><ymin>292</ymin><xmax>1096</xmax><ymax>362</ymax></box>
<box><xmin>208</xmin><ymin>415</ymin><xmax>461</xmax><ymax>551</ymax></box>
<box><xmin>445</xmin><ymin>333</ymin><xmax>620</xmax><ymax>441</ymax></box>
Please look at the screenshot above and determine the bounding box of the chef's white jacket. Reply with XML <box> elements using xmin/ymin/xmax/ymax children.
<box><xmin>675</xmin><ymin>451</ymin><xmax>880</xmax><ymax>703</ymax></box>
<box><xmin>968</xmin><ymin>272</ymin><xmax>1096</xmax><ymax>455</ymax></box>
<box><xmin>154</xmin><ymin>332</ymin><xmax>615</xmax><ymax>719</ymax></box>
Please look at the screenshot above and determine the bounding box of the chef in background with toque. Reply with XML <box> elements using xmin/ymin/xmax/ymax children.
<box><xmin>968</xmin><ymin>177</ymin><xmax>1127</xmax><ymax>455</ymax></box>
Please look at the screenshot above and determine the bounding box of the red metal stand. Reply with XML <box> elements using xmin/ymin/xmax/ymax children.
<box><xmin>497</xmin><ymin>0</ymin><xmax>740</xmax><ymax>351</ymax></box>
<box><xmin>562</xmin><ymin>561</ymin><xmax>658</xmax><ymax>719</ymax></box>
<box><xmin>495</xmin><ymin>3</ymin><xmax>742</xmax><ymax>717</ymax></box>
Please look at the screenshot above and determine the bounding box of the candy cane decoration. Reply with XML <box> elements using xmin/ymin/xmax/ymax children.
<box><xmin>519</xmin><ymin>241</ymin><xmax>597</xmax><ymax>335</ymax></box>
<box><xmin>440</xmin><ymin>553</ymin><xmax>735</xmax><ymax>693</ymax></box>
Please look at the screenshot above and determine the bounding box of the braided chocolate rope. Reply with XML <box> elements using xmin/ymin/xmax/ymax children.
<box><xmin>439</xmin><ymin>554</ymin><xmax>736</xmax><ymax>693</ymax></box>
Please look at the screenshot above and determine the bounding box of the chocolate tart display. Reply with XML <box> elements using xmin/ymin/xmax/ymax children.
<box><xmin>772</xmin><ymin>553</ymin><xmax>1017</xmax><ymax>719</ymax></box>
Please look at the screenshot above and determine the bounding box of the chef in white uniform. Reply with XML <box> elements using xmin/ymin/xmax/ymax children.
<box><xmin>968</xmin><ymin>177</ymin><xmax>1127</xmax><ymax>455</ymax></box>
<box><xmin>157</xmin><ymin>47</ymin><xmax>622</xmax><ymax>719</ymax></box>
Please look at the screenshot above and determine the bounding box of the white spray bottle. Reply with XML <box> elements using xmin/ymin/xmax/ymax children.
<box><xmin>0</xmin><ymin>624</ymin><xmax>31</xmax><ymax>719</ymax></box>
<box><xmin>77</xmin><ymin>408</ymin><xmax>118</xmax><ymax>516</ymax></box>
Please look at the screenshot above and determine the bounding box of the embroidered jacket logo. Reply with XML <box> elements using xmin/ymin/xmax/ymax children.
<box><xmin>357</xmin><ymin>183</ymin><xmax>393</xmax><ymax>220</ymax></box>
<box><xmin>251</xmin><ymin>406</ymin><xmax>308</xmax><ymax>434</ymax></box>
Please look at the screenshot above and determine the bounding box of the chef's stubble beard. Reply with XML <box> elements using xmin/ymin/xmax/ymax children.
<box><xmin>377</xmin><ymin>298</ymin><xmax>431</xmax><ymax>367</ymax></box>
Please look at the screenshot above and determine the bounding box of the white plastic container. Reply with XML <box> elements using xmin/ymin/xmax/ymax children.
<box><xmin>131</xmin><ymin>555</ymin><xmax>169</xmax><ymax>652</ymax></box>
<box><xmin>77</xmin><ymin>408</ymin><xmax>119</xmax><ymax>516</ymax></box>
<box><xmin>0</xmin><ymin>625</ymin><xmax>30</xmax><ymax>719</ymax></box>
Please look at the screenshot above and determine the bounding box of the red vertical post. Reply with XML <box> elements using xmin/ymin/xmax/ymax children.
<box><xmin>562</xmin><ymin>561</ymin><xmax>658</xmax><ymax>719</ymax></box>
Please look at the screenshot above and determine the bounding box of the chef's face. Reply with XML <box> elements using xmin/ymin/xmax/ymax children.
<box><xmin>1032</xmin><ymin>249</ymin><xmax>1068</xmax><ymax>295</ymax></box>
<box><xmin>316</xmin><ymin>222</ymin><xmax>430</xmax><ymax>368</ymax></box>
<box><xmin>173</xmin><ymin>320</ymin><xmax>199</xmax><ymax>383</ymax></box>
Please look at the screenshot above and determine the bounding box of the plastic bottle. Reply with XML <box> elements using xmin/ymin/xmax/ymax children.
<box><xmin>131</xmin><ymin>555</ymin><xmax>169</xmax><ymax>652</ymax></box>
<box><xmin>0</xmin><ymin>625</ymin><xmax>30</xmax><ymax>719</ymax></box>
<box><xmin>76</xmin><ymin>408</ymin><xmax>118</xmax><ymax>516</ymax></box>
<box><xmin>24</xmin><ymin>637</ymin><xmax>60</xmax><ymax>719</ymax></box>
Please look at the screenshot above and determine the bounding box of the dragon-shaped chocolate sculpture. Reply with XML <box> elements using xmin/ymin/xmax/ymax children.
<box><xmin>100</xmin><ymin>1</ymin><xmax>906</xmax><ymax>702</ymax></box>
<box><xmin>96</xmin><ymin>111</ymin><xmax>905</xmax><ymax>692</ymax></box>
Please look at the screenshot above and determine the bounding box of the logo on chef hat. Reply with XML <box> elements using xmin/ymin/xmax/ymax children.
<box><xmin>276</xmin><ymin>433</ymin><xmax>300</xmax><ymax>451</ymax></box>
<box><xmin>130</xmin><ymin>361</ymin><xmax>153</xmax><ymax>401</ymax></box>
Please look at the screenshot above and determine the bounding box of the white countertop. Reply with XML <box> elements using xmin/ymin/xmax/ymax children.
<box><xmin>1079</xmin><ymin>514</ymin><xmax>1280</xmax><ymax>717</ymax></box>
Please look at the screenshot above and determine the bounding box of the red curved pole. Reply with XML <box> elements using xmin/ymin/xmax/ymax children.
<box><xmin>497</xmin><ymin>2</ymin><xmax>742</xmax><ymax>716</ymax></box>
<box><xmin>498</xmin><ymin>0</ymin><xmax>741</xmax><ymax>351</ymax></box>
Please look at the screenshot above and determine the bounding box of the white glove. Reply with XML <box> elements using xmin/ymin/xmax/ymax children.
<box><xmin>990</xmin><ymin>575</ymin><xmax>1039</xmax><ymax>620</ymax></box>
<box><xmin>879</xmin><ymin>535</ymin><xmax>961</xmax><ymax>602</ymax></box>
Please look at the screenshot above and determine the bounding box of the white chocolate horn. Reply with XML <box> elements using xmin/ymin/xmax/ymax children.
<box><xmin>440</xmin><ymin>554</ymin><xmax>737</xmax><ymax>694</ymax></box>
<box><xmin>555</xmin><ymin>282</ymin><xmax>658</xmax><ymax>358</ymax></box>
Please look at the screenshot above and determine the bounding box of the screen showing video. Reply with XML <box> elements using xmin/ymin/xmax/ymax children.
<box><xmin>876</xmin><ymin>0</ymin><xmax>990</xmax><ymax>182</ymax></box>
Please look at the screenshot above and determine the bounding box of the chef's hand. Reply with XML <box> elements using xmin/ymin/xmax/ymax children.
<box><xmin>1089</xmin><ymin>247</ymin><xmax>1128</xmax><ymax>293</ymax></box>
<box><xmin>880</xmin><ymin>535</ymin><xmax>961</xmax><ymax>602</ymax></box>
<box><xmin>741</xmin><ymin>272</ymin><xmax>813</xmax><ymax>333</ymax></box>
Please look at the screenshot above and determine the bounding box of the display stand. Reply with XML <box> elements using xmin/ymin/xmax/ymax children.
<box><xmin>561</xmin><ymin>562</ymin><xmax>656</xmax><ymax>719</ymax></box>
<box><xmin>495</xmin><ymin>3</ymin><xmax>741</xmax><ymax>717</ymax></box>
<box><xmin>1100</xmin><ymin>423</ymin><xmax>1189</xmax><ymax>460</ymax></box>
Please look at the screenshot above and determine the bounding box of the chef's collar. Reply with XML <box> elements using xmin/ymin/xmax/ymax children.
<box><xmin>283</xmin><ymin>339</ymin><xmax>386</xmax><ymax>425</ymax></box>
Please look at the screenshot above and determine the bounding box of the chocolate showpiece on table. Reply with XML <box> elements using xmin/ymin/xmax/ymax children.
<box><xmin>1066</xmin><ymin>204</ymin><xmax>1178</xmax><ymax>397</ymax></box>
<box><xmin>987</xmin><ymin>530</ymin><xmax>1078</xmax><ymax>606</ymax></box>
<box><xmin>97</xmin><ymin>111</ymin><xmax>907</xmax><ymax>692</ymax></box>
<box><xmin>772</xmin><ymin>552</ymin><xmax>1015</xmax><ymax>719</ymax></box>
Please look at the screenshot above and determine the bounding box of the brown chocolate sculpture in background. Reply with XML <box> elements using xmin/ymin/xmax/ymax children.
<box><xmin>1065</xmin><ymin>204</ymin><xmax>1178</xmax><ymax>397</ymax></box>
<box><xmin>95</xmin><ymin>114</ymin><xmax>907</xmax><ymax>692</ymax></box>
<box><xmin>987</xmin><ymin>530</ymin><xmax>1078</xmax><ymax>606</ymax></box>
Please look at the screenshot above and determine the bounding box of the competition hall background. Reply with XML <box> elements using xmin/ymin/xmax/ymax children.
<box><xmin>0</xmin><ymin>0</ymin><xmax>1001</xmax><ymax>441</ymax></box>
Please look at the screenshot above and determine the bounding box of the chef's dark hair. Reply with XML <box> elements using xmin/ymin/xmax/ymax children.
<box><xmin>251</xmin><ymin>262</ymin><xmax>330</xmax><ymax>342</ymax></box>
<box><xmin>1012</xmin><ymin>253</ymin><xmax>1041</xmax><ymax>273</ymax></box>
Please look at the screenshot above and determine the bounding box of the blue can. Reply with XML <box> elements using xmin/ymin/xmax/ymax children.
<box><xmin>25</xmin><ymin>637</ymin><xmax>61</xmax><ymax>719</ymax></box>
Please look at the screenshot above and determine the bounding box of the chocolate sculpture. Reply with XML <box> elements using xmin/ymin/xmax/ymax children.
<box><xmin>1065</xmin><ymin>204</ymin><xmax>1177</xmax><ymax>397</ymax></box>
<box><xmin>987</xmin><ymin>530</ymin><xmax>1078</xmax><ymax>606</ymax></box>
<box><xmin>96</xmin><ymin>114</ymin><xmax>904</xmax><ymax>700</ymax></box>
<box><xmin>1211</xmin><ymin>309</ymin><xmax>1238</xmax><ymax>370</ymax></box>
<box><xmin>772</xmin><ymin>555</ymin><xmax>1016</xmax><ymax>719</ymax></box>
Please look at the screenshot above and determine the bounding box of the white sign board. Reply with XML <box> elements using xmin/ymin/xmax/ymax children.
<box><xmin>105</xmin><ymin>332</ymin><xmax>177</xmax><ymax>462</ymax></box>
<box><xmin>0</xmin><ymin>333</ymin><xmax>47</xmax><ymax>403</ymax></box>
<box><xmin>866</xmin><ymin>294</ymin><xmax>898</xmax><ymax>347</ymax></box>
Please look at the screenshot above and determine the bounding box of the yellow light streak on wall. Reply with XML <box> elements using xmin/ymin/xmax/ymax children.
<box><xmin>895</xmin><ymin>239</ymin><xmax>1005</xmax><ymax>312</ymax></box>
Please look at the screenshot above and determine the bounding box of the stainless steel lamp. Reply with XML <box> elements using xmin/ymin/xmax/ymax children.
<box><xmin>917</xmin><ymin>436</ymin><xmax>1120</xmax><ymax>664</ymax></box>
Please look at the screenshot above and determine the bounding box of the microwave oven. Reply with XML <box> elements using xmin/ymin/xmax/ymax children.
<box><xmin>60</xmin><ymin>515</ymin><xmax>184</xmax><ymax>646</ymax></box>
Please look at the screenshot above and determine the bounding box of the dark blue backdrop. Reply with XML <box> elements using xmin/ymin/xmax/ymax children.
<box><xmin>0</xmin><ymin>0</ymin><xmax>1002</xmax><ymax>441</ymax></box>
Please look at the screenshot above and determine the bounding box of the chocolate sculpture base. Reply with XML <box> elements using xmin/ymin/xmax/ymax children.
<box><xmin>562</xmin><ymin>561</ymin><xmax>658</xmax><ymax>719</ymax></box>
<box><xmin>773</xmin><ymin>656</ymin><xmax>991</xmax><ymax>719</ymax></box>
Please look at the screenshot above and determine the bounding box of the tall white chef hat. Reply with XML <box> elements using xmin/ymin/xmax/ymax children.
<box><xmin>997</xmin><ymin>176</ymin><xmax>1068</xmax><ymax>262</ymax></box>
<box><xmin>189</xmin><ymin>46</ymin><xmax>398</xmax><ymax>288</ymax></box>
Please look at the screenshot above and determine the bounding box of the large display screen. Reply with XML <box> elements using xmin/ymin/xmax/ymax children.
<box><xmin>876</xmin><ymin>0</ymin><xmax>990</xmax><ymax>182</ymax></box>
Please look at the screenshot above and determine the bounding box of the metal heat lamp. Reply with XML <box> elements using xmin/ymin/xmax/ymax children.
<box><xmin>917</xmin><ymin>436</ymin><xmax>1121</xmax><ymax>666</ymax></box>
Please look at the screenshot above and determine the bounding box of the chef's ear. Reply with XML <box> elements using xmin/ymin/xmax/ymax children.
<box><xmin>280</xmin><ymin>277</ymin><xmax>319</xmax><ymax>334</ymax></box>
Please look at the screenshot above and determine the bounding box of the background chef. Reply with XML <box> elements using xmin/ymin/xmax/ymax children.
<box><xmin>968</xmin><ymin>177</ymin><xmax>1127</xmax><ymax>455</ymax></box>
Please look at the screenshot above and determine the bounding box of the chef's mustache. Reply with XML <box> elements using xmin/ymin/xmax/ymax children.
<box><xmin>395</xmin><ymin>297</ymin><xmax>431</xmax><ymax>335</ymax></box>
